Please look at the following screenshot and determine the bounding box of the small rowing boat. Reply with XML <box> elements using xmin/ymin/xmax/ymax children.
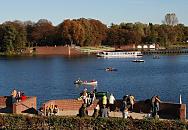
<box><xmin>74</xmin><ymin>79</ymin><xmax>98</xmax><ymax>86</ymax></box>
<box><xmin>132</xmin><ymin>59</ymin><xmax>145</xmax><ymax>62</ymax></box>
<box><xmin>105</xmin><ymin>67</ymin><xmax>117</xmax><ymax>71</ymax></box>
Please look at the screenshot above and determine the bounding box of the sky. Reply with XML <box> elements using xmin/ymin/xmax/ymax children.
<box><xmin>0</xmin><ymin>0</ymin><xmax>187</xmax><ymax>26</ymax></box>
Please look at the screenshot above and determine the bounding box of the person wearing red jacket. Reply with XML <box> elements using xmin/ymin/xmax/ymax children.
<box><xmin>21</xmin><ymin>93</ymin><xmax>27</xmax><ymax>101</ymax></box>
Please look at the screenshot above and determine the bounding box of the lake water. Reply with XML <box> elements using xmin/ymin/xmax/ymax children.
<box><xmin>0</xmin><ymin>54</ymin><xmax>188</xmax><ymax>112</ymax></box>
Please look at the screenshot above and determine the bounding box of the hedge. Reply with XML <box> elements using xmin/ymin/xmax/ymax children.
<box><xmin>0</xmin><ymin>114</ymin><xmax>187</xmax><ymax>130</ymax></box>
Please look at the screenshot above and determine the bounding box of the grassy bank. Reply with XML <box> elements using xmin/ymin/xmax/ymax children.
<box><xmin>0</xmin><ymin>114</ymin><xmax>187</xmax><ymax>130</ymax></box>
<box><xmin>80</xmin><ymin>46</ymin><xmax>115</xmax><ymax>53</ymax></box>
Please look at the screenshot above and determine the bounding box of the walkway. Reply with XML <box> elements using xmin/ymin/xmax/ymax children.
<box><xmin>109</xmin><ymin>111</ymin><xmax>147</xmax><ymax>119</ymax></box>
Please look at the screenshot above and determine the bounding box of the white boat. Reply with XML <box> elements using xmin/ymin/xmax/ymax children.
<box><xmin>97</xmin><ymin>51</ymin><xmax>143</xmax><ymax>58</ymax></box>
<box><xmin>132</xmin><ymin>59</ymin><xmax>145</xmax><ymax>62</ymax></box>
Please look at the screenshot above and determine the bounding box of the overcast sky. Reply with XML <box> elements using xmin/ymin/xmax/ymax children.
<box><xmin>0</xmin><ymin>0</ymin><xmax>187</xmax><ymax>25</ymax></box>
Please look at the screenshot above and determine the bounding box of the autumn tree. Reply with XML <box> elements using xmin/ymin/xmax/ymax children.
<box><xmin>58</xmin><ymin>19</ymin><xmax>85</xmax><ymax>46</ymax></box>
<box><xmin>31</xmin><ymin>19</ymin><xmax>56</xmax><ymax>46</ymax></box>
<box><xmin>57</xmin><ymin>18</ymin><xmax>107</xmax><ymax>47</ymax></box>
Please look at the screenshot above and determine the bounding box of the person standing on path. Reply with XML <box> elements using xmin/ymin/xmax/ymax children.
<box><xmin>102</xmin><ymin>95</ymin><xmax>107</xmax><ymax>106</ymax></box>
<box><xmin>109</xmin><ymin>93</ymin><xmax>115</xmax><ymax>111</ymax></box>
<box><xmin>11</xmin><ymin>89</ymin><xmax>17</xmax><ymax>103</ymax></box>
<box><xmin>121</xmin><ymin>96</ymin><xmax>129</xmax><ymax>119</ymax></box>
<box><xmin>129</xmin><ymin>95</ymin><xmax>135</xmax><ymax>112</ymax></box>
<box><xmin>151</xmin><ymin>95</ymin><xmax>161</xmax><ymax>118</ymax></box>
<box><xmin>101</xmin><ymin>105</ymin><xmax>109</xmax><ymax>117</ymax></box>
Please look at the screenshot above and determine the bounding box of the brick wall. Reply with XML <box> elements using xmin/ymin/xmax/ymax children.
<box><xmin>13</xmin><ymin>96</ymin><xmax>37</xmax><ymax>114</ymax></box>
<box><xmin>42</xmin><ymin>99</ymin><xmax>186</xmax><ymax>120</ymax></box>
<box><xmin>42</xmin><ymin>99</ymin><xmax>99</xmax><ymax>116</ymax></box>
<box><xmin>115</xmin><ymin>100</ymin><xmax>186</xmax><ymax>120</ymax></box>
<box><xmin>34</xmin><ymin>46</ymin><xmax>81</xmax><ymax>55</ymax></box>
<box><xmin>117</xmin><ymin>44</ymin><xmax>136</xmax><ymax>50</ymax></box>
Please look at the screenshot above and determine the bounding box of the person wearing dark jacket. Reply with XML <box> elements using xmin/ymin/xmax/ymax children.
<box><xmin>79</xmin><ymin>103</ymin><xmax>88</xmax><ymax>117</ymax></box>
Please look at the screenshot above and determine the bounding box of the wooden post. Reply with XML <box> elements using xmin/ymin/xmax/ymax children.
<box><xmin>68</xmin><ymin>45</ymin><xmax>71</xmax><ymax>56</ymax></box>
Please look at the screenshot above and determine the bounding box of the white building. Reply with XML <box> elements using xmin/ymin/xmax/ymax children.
<box><xmin>149</xmin><ymin>44</ymin><xmax>155</xmax><ymax>49</ymax></box>
<box><xmin>137</xmin><ymin>45</ymin><xmax>142</xmax><ymax>49</ymax></box>
<box><xmin>143</xmin><ymin>45</ymin><xmax>148</xmax><ymax>49</ymax></box>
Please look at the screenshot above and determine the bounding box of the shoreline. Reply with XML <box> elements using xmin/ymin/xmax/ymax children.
<box><xmin>1</xmin><ymin>46</ymin><xmax>188</xmax><ymax>56</ymax></box>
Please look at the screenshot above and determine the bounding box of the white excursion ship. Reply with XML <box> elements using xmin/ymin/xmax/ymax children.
<box><xmin>96</xmin><ymin>51</ymin><xmax>143</xmax><ymax>58</ymax></box>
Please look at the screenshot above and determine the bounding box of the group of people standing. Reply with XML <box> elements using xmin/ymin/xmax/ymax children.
<box><xmin>11</xmin><ymin>89</ymin><xmax>27</xmax><ymax>103</ymax></box>
<box><xmin>80</xmin><ymin>88</ymin><xmax>96</xmax><ymax>107</ymax></box>
<box><xmin>78</xmin><ymin>89</ymin><xmax>161</xmax><ymax>119</ymax></box>
<box><xmin>45</xmin><ymin>105</ymin><xmax>59</xmax><ymax>116</ymax></box>
<box><xmin>99</xmin><ymin>93</ymin><xmax>116</xmax><ymax>118</ymax></box>
<box><xmin>79</xmin><ymin>92</ymin><xmax>116</xmax><ymax>118</ymax></box>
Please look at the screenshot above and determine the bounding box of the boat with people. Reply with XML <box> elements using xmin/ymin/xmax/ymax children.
<box><xmin>74</xmin><ymin>79</ymin><xmax>98</xmax><ymax>86</ymax></box>
<box><xmin>96</xmin><ymin>51</ymin><xmax>143</xmax><ymax>58</ymax></box>
<box><xmin>132</xmin><ymin>59</ymin><xmax>145</xmax><ymax>62</ymax></box>
<box><xmin>105</xmin><ymin>67</ymin><xmax>117</xmax><ymax>71</ymax></box>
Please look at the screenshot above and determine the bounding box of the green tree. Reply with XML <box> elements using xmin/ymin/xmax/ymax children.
<box><xmin>0</xmin><ymin>24</ymin><xmax>17</xmax><ymax>53</ymax></box>
<box><xmin>5</xmin><ymin>21</ymin><xmax>27</xmax><ymax>52</ymax></box>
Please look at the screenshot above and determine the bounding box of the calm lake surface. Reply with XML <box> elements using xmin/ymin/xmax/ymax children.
<box><xmin>0</xmin><ymin>54</ymin><xmax>188</xmax><ymax>111</ymax></box>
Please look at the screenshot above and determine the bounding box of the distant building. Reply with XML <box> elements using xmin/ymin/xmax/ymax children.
<box><xmin>149</xmin><ymin>44</ymin><xmax>155</xmax><ymax>50</ymax></box>
<box><xmin>136</xmin><ymin>44</ymin><xmax>156</xmax><ymax>50</ymax></box>
<box><xmin>143</xmin><ymin>45</ymin><xmax>148</xmax><ymax>49</ymax></box>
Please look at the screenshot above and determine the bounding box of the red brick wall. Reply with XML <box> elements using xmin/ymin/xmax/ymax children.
<box><xmin>42</xmin><ymin>99</ymin><xmax>99</xmax><ymax>116</ymax></box>
<box><xmin>42</xmin><ymin>98</ymin><xmax>186</xmax><ymax>120</ymax></box>
<box><xmin>34</xmin><ymin>46</ymin><xmax>81</xmax><ymax>55</ymax></box>
<box><xmin>116</xmin><ymin>44</ymin><xmax>136</xmax><ymax>50</ymax></box>
<box><xmin>13</xmin><ymin>96</ymin><xmax>37</xmax><ymax>114</ymax></box>
<box><xmin>115</xmin><ymin>100</ymin><xmax>186</xmax><ymax>120</ymax></box>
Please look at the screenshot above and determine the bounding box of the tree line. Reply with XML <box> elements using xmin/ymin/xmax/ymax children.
<box><xmin>0</xmin><ymin>17</ymin><xmax>188</xmax><ymax>54</ymax></box>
